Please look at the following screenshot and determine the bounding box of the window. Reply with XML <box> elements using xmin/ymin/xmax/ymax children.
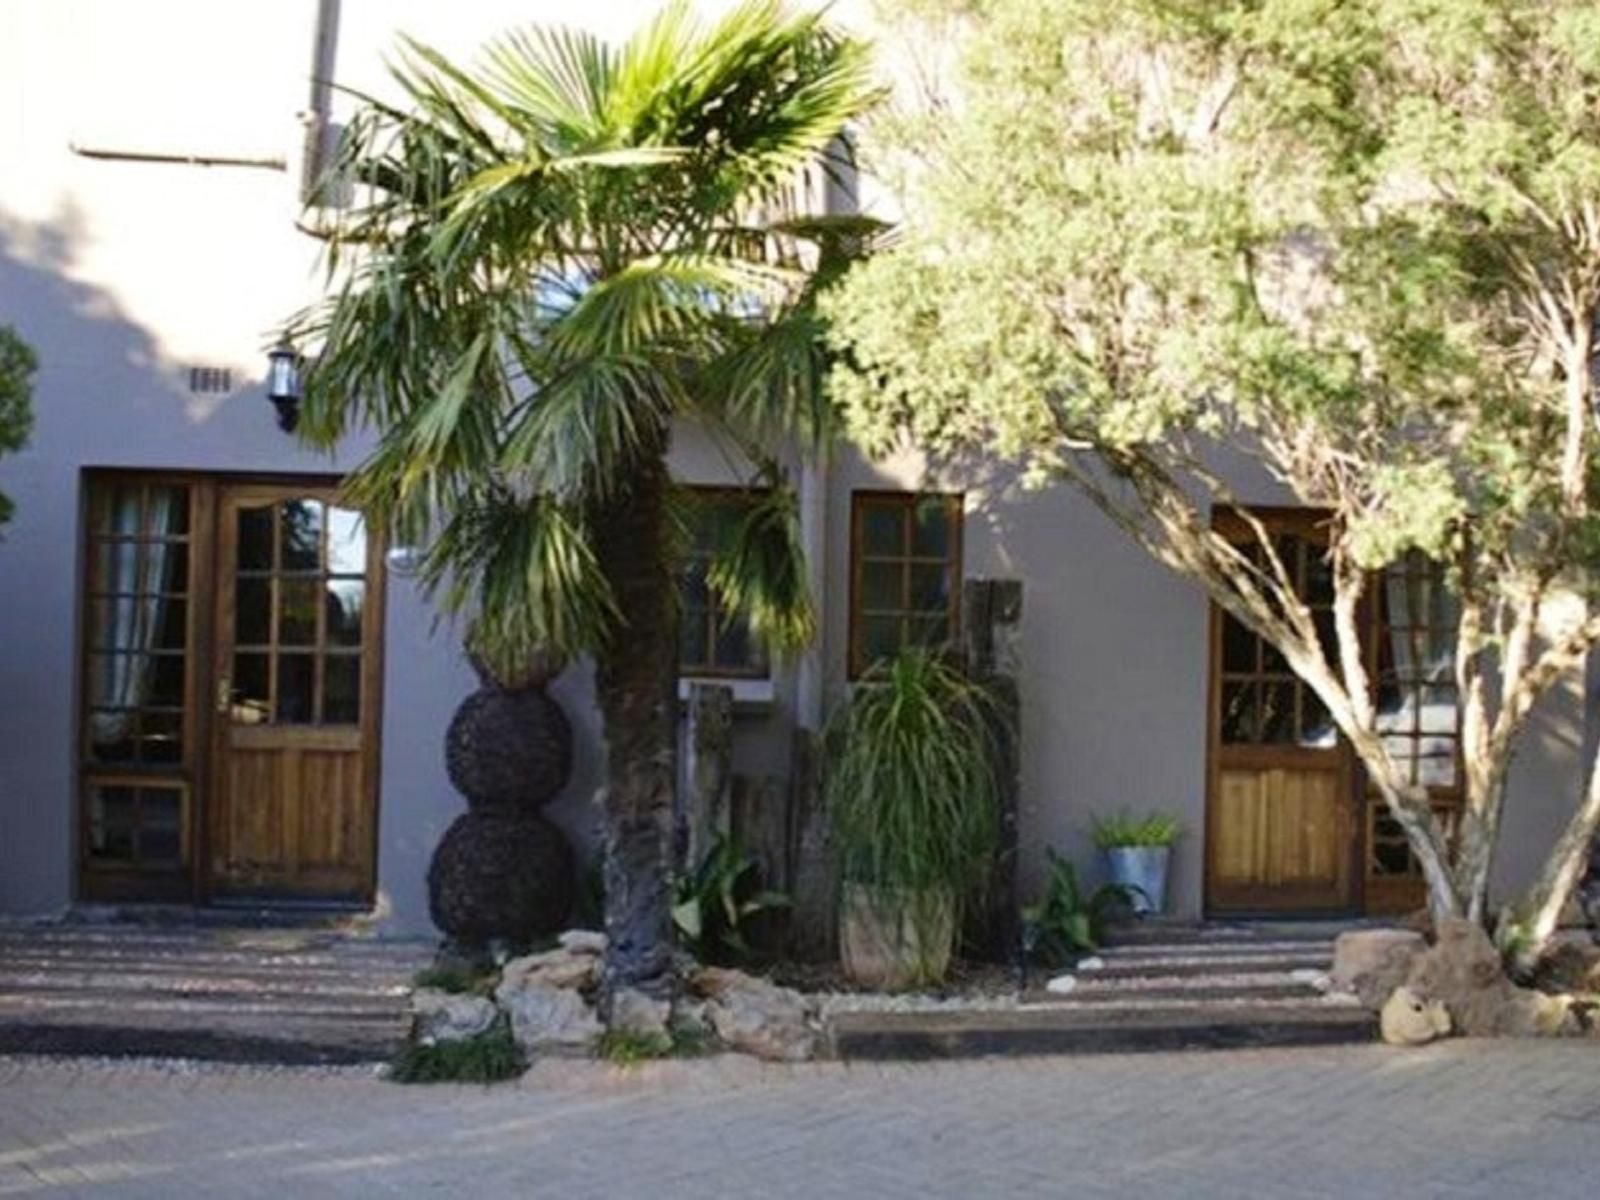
<box><xmin>850</xmin><ymin>491</ymin><xmax>963</xmax><ymax>678</ymax></box>
<box><xmin>1217</xmin><ymin>534</ymin><xmax>1338</xmax><ymax>748</ymax></box>
<box><xmin>80</xmin><ymin>477</ymin><xmax>195</xmax><ymax>877</ymax></box>
<box><xmin>679</xmin><ymin>489</ymin><xmax>768</xmax><ymax>678</ymax></box>
<box><xmin>1366</xmin><ymin>553</ymin><xmax>1461</xmax><ymax>886</ymax></box>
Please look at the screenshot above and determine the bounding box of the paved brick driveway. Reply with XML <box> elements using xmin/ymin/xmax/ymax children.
<box><xmin>2</xmin><ymin>1040</ymin><xmax>1598</xmax><ymax>1198</ymax></box>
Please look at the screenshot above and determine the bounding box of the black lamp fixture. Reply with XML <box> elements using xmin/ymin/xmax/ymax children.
<box><xmin>265</xmin><ymin>340</ymin><xmax>303</xmax><ymax>433</ymax></box>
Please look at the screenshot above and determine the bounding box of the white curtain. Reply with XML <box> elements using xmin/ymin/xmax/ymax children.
<box><xmin>89</xmin><ymin>490</ymin><xmax>173</xmax><ymax>743</ymax></box>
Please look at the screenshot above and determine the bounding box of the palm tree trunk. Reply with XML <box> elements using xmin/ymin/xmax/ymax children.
<box><xmin>591</xmin><ymin>450</ymin><xmax>678</xmax><ymax>1017</ymax></box>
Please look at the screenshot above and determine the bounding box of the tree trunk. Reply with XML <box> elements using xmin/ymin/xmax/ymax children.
<box><xmin>591</xmin><ymin>451</ymin><xmax>678</xmax><ymax>1017</ymax></box>
<box><xmin>1513</xmin><ymin>743</ymin><xmax>1600</xmax><ymax>972</ymax></box>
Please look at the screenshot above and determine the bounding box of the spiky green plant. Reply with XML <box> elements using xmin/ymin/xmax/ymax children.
<box><xmin>282</xmin><ymin>2</ymin><xmax>881</xmax><ymax>1011</ymax></box>
<box><xmin>827</xmin><ymin>648</ymin><xmax>1000</xmax><ymax>961</ymax></box>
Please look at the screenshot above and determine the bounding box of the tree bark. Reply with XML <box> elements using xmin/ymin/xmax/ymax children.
<box><xmin>590</xmin><ymin>451</ymin><xmax>679</xmax><ymax>1016</ymax></box>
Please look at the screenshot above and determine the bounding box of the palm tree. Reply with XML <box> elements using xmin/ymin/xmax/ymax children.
<box><xmin>285</xmin><ymin>1</ymin><xmax>878</xmax><ymax>1018</ymax></box>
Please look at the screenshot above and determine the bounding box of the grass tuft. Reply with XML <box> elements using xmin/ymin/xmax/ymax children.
<box><xmin>597</xmin><ymin>1028</ymin><xmax>675</xmax><ymax>1066</ymax></box>
<box><xmin>388</xmin><ymin>1015</ymin><xmax>526</xmax><ymax>1084</ymax></box>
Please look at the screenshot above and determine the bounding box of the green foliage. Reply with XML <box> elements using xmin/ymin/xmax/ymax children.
<box><xmin>0</xmin><ymin>325</ymin><xmax>37</xmax><ymax>526</ymax></box>
<box><xmin>826</xmin><ymin>0</ymin><xmax>1600</xmax><ymax>934</ymax></box>
<box><xmin>411</xmin><ymin>964</ymin><xmax>496</xmax><ymax>996</ymax></box>
<box><xmin>389</xmin><ymin>1015</ymin><xmax>526</xmax><ymax>1084</ymax></box>
<box><xmin>597</xmin><ymin>1028</ymin><xmax>675</xmax><ymax>1066</ymax></box>
<box><xmin>285</xmin><ymin>0</ymin><xmax>881</xmax><ymax>669</ymax></box>
<box><xmin>827</xmin><ymin>648</ymin><xmax>1000</xmax><ymax>909</ymax></box>
<box><xmin>1023</xmin><ymin>849</ymin><xmax>1137</xmax><ymax>965</ymax></box>
<box><xmin>672</xmin><ymin>833</ymin><xmax>790</xmax><ymax>965</ymax></box>
<box><xmin>1091</xmin><ymin>811</ymin><xmax>1182</xmax><ymax>850</ymax></box>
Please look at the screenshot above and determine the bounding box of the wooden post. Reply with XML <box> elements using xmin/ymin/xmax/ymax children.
<box><xmin>786</xmin><ymin>730</ymin><xmax>836</xmax><ymax>960</ymax></box>
<box><xmin>680</xmin><ymin>682</ymin><xmax>734</xmax><ymax>870</ymax></box>
<box><xmin>963</xmin><ymin>578</ymin><xmax>1023</xmax><ymax>960</ymax></box>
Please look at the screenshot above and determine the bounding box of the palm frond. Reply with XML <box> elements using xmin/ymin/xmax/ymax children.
<box><xmin>704</xmin><ymin>473</ymin><xmax>815</xmax><ymax>654</ymax></box>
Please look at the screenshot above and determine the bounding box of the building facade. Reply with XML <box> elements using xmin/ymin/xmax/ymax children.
<box><xmin>1</xmin><ymin>0</ymin><xmax>1591</xmax><ymax>936</ymax></box>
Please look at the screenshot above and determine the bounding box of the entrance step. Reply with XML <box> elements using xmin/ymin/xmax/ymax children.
<box><xmin>0</xmin><ymin>921</ymin><xmax>430</xmax><ymax>1065</ymax></box>
<box><xmin>830</xmin><ymin>922</ymin><xmax>1370</xmax><ymax>1059</ymax></box>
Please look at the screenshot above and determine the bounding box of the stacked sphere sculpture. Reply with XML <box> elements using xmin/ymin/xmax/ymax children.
<box><xmin>427</xmin><ymin>653</ymin><xmax>577</xmax><ymax>946</ymax></box>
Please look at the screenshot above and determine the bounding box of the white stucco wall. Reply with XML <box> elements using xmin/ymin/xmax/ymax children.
<box><xmin>0</xmin><ymin>0</ymin><xmax>1590</xmax><ymax>934</ymax></box>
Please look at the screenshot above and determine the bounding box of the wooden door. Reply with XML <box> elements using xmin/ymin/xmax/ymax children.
<box><xmin>1206</xmin><ymin>511</ymin><xmax>1357</xmax><ymax>913</ymax></box>
<box><xmin>208</xmin><ymin>486</ymin><xmax>383</xmax><ymax>900</ymax></box>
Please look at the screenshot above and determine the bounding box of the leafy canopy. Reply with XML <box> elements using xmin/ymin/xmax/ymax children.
<box><xmin>288</xmin><ymin>1</ymin><xmax>881</xmax><ymax>672</ymax></box>
<box><xmin>0</xmin><ymin>325</ymin><xmax>35</xmax><ymax>526</ymax></box>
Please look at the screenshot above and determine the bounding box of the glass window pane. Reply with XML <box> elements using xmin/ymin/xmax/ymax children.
<box><xmin>909</xmin><ymin>563</ymin><xmax>950</xmax><ymax>612</ymax></box>
<box><xmin>1258</xmin><ymin>680</ymin><xmax>1296</xmax><ymax>744</ymax></box>
<box><xmin>154</xmin><ymin>597</ymin><xmax>187</xmax><ymax>651</ymax></box>
<box><xmin>145</xmin><ymin>486</ymin><xmax>189</xmax><ymax>537</ymax></box>
<box><xmin>1418</xmin><ymin>755</ymin><xmax>1457</xmax><ymax>788</ymax></box>
<box><xmin>680</xmin><ymin>613</ymin><xmax>710</xmax><ymax>668</ymax></box>
<box><xmin>148</xmin><ymin>654</ymin><xmax>185</xmax><ymax>707</ymax></box>
<box><xmin>326</xmin><ymin>507</ymin><xmax>366</xmax><ymax>575</ymax></box>
<box><xmin>713</xmin><ymin>619</ymin><xmax>754</xmax><ymax>671</ymax></box>
<box><xmin>861</xmin><ymin>503</ymin><xmax>904</xmax><ymax>557</ymax></box>
<box><xmin>138</xmin><ymin>710</ymin><xmax>183</xmax><ymax>764</ymax></box>
<box><xmin>276</xmin><ymin>653</ymin><xmax>315</xmax><ymax>723</ymax></box>
<box><xmin>1420</xmin><ymin>686</ymin><xmax>1458</xmax><ymax>734</ymax></box>
<box><xmin>860</xmin><ymin>615</ymin><xmax>901</xmax><ymax>666</ymax></box>
<box><xmin>681</xmin><ymin>562</ymin><xmax>709</xmax><ymax>612</ymax></box>
<box><xmin>907</xmin><ymin>614</ymin><xmax>949</xmax><ymax>650</ymax></box>
<box><xmin>1299</xmin><ymin>690</ymin><xmax>1337</xmax><ymax>749</ymax></box>
<box><xmin>279</xmin><ymin>499</ymin><xmax>324</xmax><ymax>572</ymax></box>
<box><xmin>235</xmin><ymin>578</ymin><xmax>271</xmax><ymax>646</ymax></box>
<box><xmin>325</xmin><ymin>580</ymin><xmax>365</xmax><ymax>648</ymax></box>
<box><xmin>861</xmin><ymin>561</ymin><xmax>902</xmax><ymax>611</ymax></box>
<box><xmin>87</xmin><ymin>785</ymin><xmax>137</xmax><ymax>861</ymax></box>
<box><xmin>232</xmin><ymin>652</ymin><xmax>270</xmax><ymax>723</ymax></box>
<box><xmin>323</xmin><ymin>655</ymin><xmax>361</xmax><ymax>725</ymax></box>
<box><xmin>139</xmin><ymin>826</ymin><xmax>182</xmax><ymax>865</ymax></box>
<box><xmin>279</xmin><ymin>579</ymin><xmax>319</xmax><ymax>646</ymax></box>
<box><xmin>1261</xmin><ymin>637</ymin><xmax>1288</xmax><ymax>674</ymax></box>
<box><xmin>1221</xmin><ymin>615</ymin><xmax>1255</xmax><ymax>672</ymax></box>
<box><xmin>1220</xmin><ymin>681</ymin><xmax>1257</xmax><ymax>744</ymax></box>
<box><xmin>88</xmin><ymin>709</ymin><xmax>138</xmax><ymax>763</ymax></box>
<box><xmin>153</xmin><ymin>544</ymin><xmax>189</xmax><ymax>594</ymax></box>
<box><xmin>1314</xmin><ymin>610</ymin><xmax>1338</xmax><ymax>670</ymax></box>
<box><xmin>88</xmin><ymin>653</ymin><xmax>148</xmax><ymax>708</ymax></box>
<box><xmin>237</xmin><ymin>505</ymin><xmax>274</xmax><ymax>570</ymax></box>
<box><xmin>93</xmin><ymin>481</ymin><xmax>144</xmax><ymax>536</ymax></box>
<box><xmin>1304</xmin><ymin>547</ymin><xmax>1334</xmax><ymax>606</ymax></box>
<box><xmin>911</xmin><ymin>499</ymin><xmax>952</xmax><ymax>557</ymax></box>
<box><xmin>92</xmin><ymin>540</ymin><xmax>142</xmax><ymax>594</ymax></box>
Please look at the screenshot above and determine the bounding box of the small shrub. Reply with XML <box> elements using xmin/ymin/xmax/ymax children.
<box><xmin>411</xmin><ymin>963</ymin><xmax>496</xmax><ymax>996</ymax></box>
<box><xmin>672</xmin><ymin>834</ymin><xmax>789</xmax><ymax>965</ymax></box>
<box><xmin>388</xmin><ymin>1015</ymin><xmax>526</xmax><ymax>1084</ymax></box>
<box><xmin>1091</xmin><ymin>810</ymin><xmax>1181</xmax><ymax>849</ymax></box>
<box><xmin>597</xmin><ymin>1028</ymin><xmax>674</xmax><ymax>1066</ymax></box>
<box><xmin>1022</xmin><ymin>848</ymin><xmax>1138</xmax><ymax>966</ymax></box>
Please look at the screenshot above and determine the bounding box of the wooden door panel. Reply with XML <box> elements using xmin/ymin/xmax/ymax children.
<box><xmin>209</xmin><ymin>486</ymin><xmax>381</xmax><ymax>902</ymax></box>
<box><xmin>1206</xmin><ymin>511</ymin><xmax>1357</xmax><ymax>913</ymax></box>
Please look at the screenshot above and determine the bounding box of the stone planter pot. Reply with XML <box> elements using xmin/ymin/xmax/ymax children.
<box><xmin>1104</xmin><ymin>846</ymin><xmax>1170</xmax><ymax>915</ymax></box>
<box><xmin>839</xmin><ymin>882</ymin><xmax>954</xmax><ymax>990</ymax></box>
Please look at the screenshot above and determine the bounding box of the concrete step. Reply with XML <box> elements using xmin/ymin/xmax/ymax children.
<box><xmin>829</xmin><ymin>1003</ymin><xmax>1375</xmax><ymax>1059</ymax></box>
<box><xmin>1047</xmin><ymin>969</ymin><xmax>1322</xmax><ymax>996</ymax></box>
<box><xmin>1075</xmin><ymin>954</ymin><xmax>1330</xmax><ymax>980</ymax></box>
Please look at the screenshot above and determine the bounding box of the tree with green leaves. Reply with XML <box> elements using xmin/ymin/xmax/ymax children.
<box><xmin>0</xmin><ymin>325</ymin><xmax>35</xmax><ymax>526</ymax></box>
<box><xmin>827</xmin><ymin>0</ymin><xmax>1600</xmax><ymax>967</ymax></box>
<box><xmin>285</xmin><ymin>1</ymin><xmax>877</xmax><ymax>1014</ymax></box>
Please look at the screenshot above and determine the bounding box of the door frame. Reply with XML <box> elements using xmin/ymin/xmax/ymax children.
<box><xmin>74</xmin><ymin>469</ymin><xmax>384</xmax><ymax>908</ymax></box>
<box><xmin>1202</xmin><ymin>506</ymin><xmax>1366</xmax><ymax>917</ymax></box>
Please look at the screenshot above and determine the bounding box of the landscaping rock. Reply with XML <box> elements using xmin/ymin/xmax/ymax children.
<box><xmin>412</xmin><ymin>988</ymin><xmax>497</xmax><ymax>1044</ymax></box>
<box><xmin>1045</xmin><ymin>973</ymin><xmax>1078</xmax><ymax>995</ymax></box>
<box><xmin>1380</xmin><ymin>986</ymin><xmax>1451</xmax><ymax>1046</ymax></box>
<box><xmin>1329</xmin><ymin>929</ymin><xmax>1427</xmax><ymax>1010</ymax></box>
<box><xmin>1528</xmin><ymin>936</ymin><xmax>1600</xmax><ymax>996</ymax></box>
<box><xmin>692</xmin><ymin>967</ymin><xmax>820</xmax><ymax>1062</ymax></box>
<box><xmin>610</xmin><ymin>988</ymin><xmax>672</xmax><ymax>1039</ymax></box>
<box><xmin>1402</xmin><ymin>917</ymin><xmax>1571</xmax><ymax>1037</ymax></box>
<box><xmin>558</xmin><ymin>929</ymin><xmax>607</xmax><ymax>956</ymax></box>
<box><xmin>499</xmin><ymin>947</ymin><xmax>596</xmax><ymax>993</ymax></box>
<box><xmin>497</xmin><ymin>983</ymin><xmax>602</xmax><ymax>1054</ymax></box>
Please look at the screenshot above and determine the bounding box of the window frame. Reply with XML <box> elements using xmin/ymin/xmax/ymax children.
<box><xmin>848</xmin><ymin>490</ymin><xmax>964</xmax><ymax>680</ymax></box>
<box><xmin>677</xmin><ymin>485</ymin><xmax>772</xmax><ymax>681</ymax></box>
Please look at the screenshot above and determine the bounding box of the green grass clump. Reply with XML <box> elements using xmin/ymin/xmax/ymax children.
<box><xmin>388</xmin><ymin>1015</ymin><xmax>526</xmax><ymax>1084</ymax></box>
<box><xmin>411</xmin><ymin>963</ymin><xmax>496</xmax><ymax>996</ymax></box>
<box><xmin>597</xmin><ymin>1028</ymin><xmax>675</xmax><ymax>1066</ymax></box>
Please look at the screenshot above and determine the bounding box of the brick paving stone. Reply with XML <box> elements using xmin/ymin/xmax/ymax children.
<box><xmin>0</xmin><ymin>1041</ymin><xmax>1597</xmax><ymax>1198</ymax></box>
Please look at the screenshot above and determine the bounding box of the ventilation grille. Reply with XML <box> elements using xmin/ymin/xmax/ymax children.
<box><xmin>188</xmin><ymin>366</ymin><xmax>233</xmax><ymax>394</ymax></box>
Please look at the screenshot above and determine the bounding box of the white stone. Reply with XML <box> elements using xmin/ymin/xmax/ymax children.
<box><xmin>693</xmin><ymin>967</ymin><xmax>819</xmax><ymax>1062</ymax></box>
<box><xmin>558</xmin><ymin>929</ymin><xmax>608</xmax><ymax>956</ymax></box>
<box><xmin>411</xmin><ymin>988</ymin><xmax>496</xmax><ymax>1044</ymax></box>
<box><xmin>1046</xmin><ymin>974</ymin><xmax>1078</xmax><ymax>995</ymax></box>
<box><xmin>1076</xmin><ymin>957</ymin><xmax>1105</xmax><ymax>971</ymax></box>
<box><xmin>499</xmin><ymin>948</ymin><xmax>595</xmax><ymax>992</ymax></box>
<box><xmin>497</xmin><ymin>983</ymin><xmax>602</xmax><ymax>1053</ymax></box>
<box><xmin>1290</xmin><ymin>968</ymin><xmax>1332</xmax><ymax>992</ymax></box>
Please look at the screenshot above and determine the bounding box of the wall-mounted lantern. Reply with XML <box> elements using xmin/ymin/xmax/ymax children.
<box><xmin>265</xmin><ymin>341</ymin><xmax>303</xmax><ymax>432</ymax></box>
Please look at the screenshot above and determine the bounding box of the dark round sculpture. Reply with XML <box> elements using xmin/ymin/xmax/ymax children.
<box><xmin>445</xmin><ymin>684</ymin><xmax>573</xmax><ymax>811</ymax></box>
<box><xmin>427</xmin><ymin>811</ymin><xmax>576</xmax><ymax>945</ymax></box>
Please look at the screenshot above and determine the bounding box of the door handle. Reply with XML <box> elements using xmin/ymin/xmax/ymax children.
<box><xmin>216</xmin><ymin>675</ymin><xmax>232</xmax><ymax>715</ymax></box>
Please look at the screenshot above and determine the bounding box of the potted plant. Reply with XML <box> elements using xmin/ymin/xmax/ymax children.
<box><xmin>828</xmin><ymin>648</ymin><xmax>1000</xmax><ymax>989</ymax></box>
<box><xmin>1091</xmin><ymin>810</ymin><xmax>1181</xmax><ymax>916</ymax></box>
